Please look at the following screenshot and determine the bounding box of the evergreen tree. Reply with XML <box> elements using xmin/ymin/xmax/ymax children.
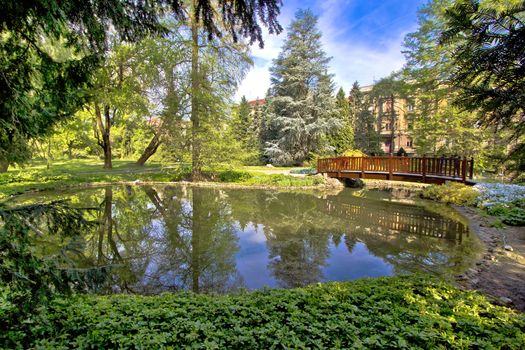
<box><xmin>231</xmin><ymin>96</ymin><xmax>260</xmax><ymax>163</ymax></box>
<box><xmin>264</xmin><ymin>9</ymin><xmax>339</xmax><ymax>166</ymax></box>
<box><xmin>327</xmin><ymin>87</ymin><xmax>354</xmax><ymax>155</ymax></box>
<box><xmin>232</xmin><ymin>96</ymin><xmax>253</xmax><ymax>143</ymax></box>
<box><xmin>351</xmin><ymin>82</ymin><xmax>381</xmax><ymax>155</ymax></box>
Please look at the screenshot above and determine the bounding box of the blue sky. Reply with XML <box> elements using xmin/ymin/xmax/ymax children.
<box><xmin>235</xmin><ymin>0</ymin><xmax>426</xmax><ymax>100</ymax></box>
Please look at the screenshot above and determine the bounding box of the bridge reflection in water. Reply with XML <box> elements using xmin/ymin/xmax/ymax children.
<box><xmin>323</xmin><ymin>198</ymin><xmax>468</xmax><ymax>243</ymax></box>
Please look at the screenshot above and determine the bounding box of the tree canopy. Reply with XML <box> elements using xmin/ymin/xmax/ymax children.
<box><xmin>0</xmin><ymin>0</ymin><xmax>283</xmax><ymax>171</ymax></box>
<box><xmin>264</xmin><ymin>9</ymin><xmax>339</xmax><ymax>165</ymax></box>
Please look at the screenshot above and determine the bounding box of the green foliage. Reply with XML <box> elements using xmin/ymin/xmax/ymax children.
<box><xmin>421</xmin><ymin>182</ymin><xmax>479</xmax><ymax>205</ymax></box>
<box><xmin>327</xmin><ymin>87</ymin><xmax>354</xmax><ymax>155</ymax></box>
<box><xmin>264</xmin><ymin>9</ymin><xmax>339</xmax><ymax>165</ymax></box>
<box><xmin>0</xmin><ymin>160</ymin><xmax>192</xmax><ymax>199</ymax></box>
<box><xmin>12</xmin><ymin>275</ymin><xmax>525</xmax><ymax>349</ymax></box>
<box><xmin>502</xmin><ymin>207</ymin><xmax>525</xmax><ymax>226</ymax></box>
<box><xmin>351</xmin><ymin>82</ymin><xmax>382</xmax><ymax>155</ymax></box>
<box><xmin>403</xmin><ymin>0</ymin><xmax>523</xmax><ymax>173</ymax></box>
<box><xmin>441</xmin><ymin>0</ymin><xmax>525</xmax><ymax>138</ymax></box>
<box><xmin>490</xmin><ymin>218</ymin><xmax>505</xmax><ymax>229</ymax></box>
<box><xmin>487</xmin><ymin>204</ymin><xmax>510</xmax><ymax>217</ymax></box>
<box><xmin>217</xmin><ymin>170</ymin><xmax>253</xmax><ymax>183</ymax></box>
<box><xmin>1</xmin><ymin>0</ymin><xmax>282</xmax><ymax>171</ymax></box>
<box><xmin>0</xmin><ymin>202</ymin><xmax>96</xmax><ymax>347</ymax></box>
<box><xmin>485</xmin><ymin>199</ymin><xmax>525</xmax><ymax>226</ymax></box>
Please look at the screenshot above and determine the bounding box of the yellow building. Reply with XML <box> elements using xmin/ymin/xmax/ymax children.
<box><xmin>360</xmin><ymin>85</ymin><xmax>416</xmax><ymax>155</ymax></box>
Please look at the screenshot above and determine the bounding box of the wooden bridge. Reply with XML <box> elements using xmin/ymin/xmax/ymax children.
<box><xmin>317</xmin><ymin>156</ymin><xmax>474</xmax><ymax>184</ymax></box>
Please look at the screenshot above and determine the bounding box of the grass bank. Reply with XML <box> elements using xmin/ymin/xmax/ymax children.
<box><xmin>13</xmin><ymin>275</ymin><xmax>525</xmax><ymax>349</ymax></box>
<box><xmin>0</xmin><ymin>160</ymin><xmax>323</xmax><ymax>199</ymax></box>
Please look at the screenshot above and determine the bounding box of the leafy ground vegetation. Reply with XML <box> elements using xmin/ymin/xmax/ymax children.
<box><xmin>0</xmin><ymin>160</ymin><xmax>323</xmax><ymax>199</ymax></box>
<box><xmin>4</xmin><ymin>276</ymin><xmax>524</xmax><ymax>349</ymax></box>
<box><xmin>422</xmin><ymin>182</ymin><xmax>525</xmax><ymax>226</ymax></box>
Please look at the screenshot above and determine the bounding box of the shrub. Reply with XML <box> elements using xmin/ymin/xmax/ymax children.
<box><xmin>421</xmin><ymin>182</ymin><xmax>479</xmax><ymax>205</ymax></box>
<box><xmin>502</xmin><ymin>207</ymin><xmax>525</xmax><ymax>226</ymax></box>
<box><xmin>18</xmin><ymin>275</ymin><xmax>525</xmax><ymax>349</ymax></box>
<box><xmin>342</xmin><ymin>149</ymin><xmax>368</xmax><ymax>157</ymax></box>
<box><xmin>486</xmin><ymin>204</ymin><xmax>510</xmax><ymax>216</ymax></box>
<box><xmin>217</xmin><ymin>170</ymin><xmax>253</xmax><ymax>183</ymax></box>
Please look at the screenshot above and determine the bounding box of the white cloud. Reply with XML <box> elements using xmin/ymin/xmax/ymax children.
<box><xmin>235</xmin><ymin>27</ymin><xmax>285</xmax><ymax>100</ymax></box>
<box><xmin>235</xmin><ymin>0</ymin><xmax>417</xmax><ymax>101</ymax></box>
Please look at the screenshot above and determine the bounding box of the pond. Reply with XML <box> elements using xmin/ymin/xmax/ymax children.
<box><xmin>14</xmin><ymin>185</ymin><xmax>482</xmax><ymax>294</ymax></box>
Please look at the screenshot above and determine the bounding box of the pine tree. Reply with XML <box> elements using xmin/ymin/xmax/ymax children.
<box><xmin>264</xmin><ymin>9</ymin><xmax>339</xmax><ymax>166</ymax></box>
<box><xmin>232</xmin><ymin>96</ymin><xmax>260</xmax><ymax>163</ymax></box>
<box><xmin>233</xmin><ymin>96</ymin><xmax>253</xmax><ymax>143</ymax></box>
<box><xmin>327</xmin><ymin>87</ymin><xmax>354</xmax><ymax>155</ymax></box>
<box><xmin>351</xmin><ymin>82</ymin><xmax>381</xmax><ymax>155</ymax></box>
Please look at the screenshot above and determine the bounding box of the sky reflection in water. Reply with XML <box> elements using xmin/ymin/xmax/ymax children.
<box><xmin>20</xmin><ymin>185</ymin><xmax>481</xmax><ymax>294</ymax></box>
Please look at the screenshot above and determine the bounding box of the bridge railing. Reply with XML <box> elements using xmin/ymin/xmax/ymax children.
<box><xmin>317</xmin><ymin>156</ymin><xmax>474</xmax><ymax>182</ymax></box>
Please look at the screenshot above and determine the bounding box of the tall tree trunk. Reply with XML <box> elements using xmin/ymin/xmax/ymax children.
<box><xmin>0</xmin><ymin>160</ymin><xmax>8</xmax><ymax>173</ymax></box>
<box><xmin>67</xmin><ymin>141</ymin><xmax>74</xmax><ymax>160</ymax></box>
<box><xmin>136</xmin><ymin>134</ymin><xmax>161</xmax><ymax>166</ymax></box>
<box><xmin>95</xmin><ymin>103</ymin><xmax>112</xmax><ymax>169</ymax></box>
<box><xmin>190</xmin><ymin>0</ymin><xmax>202</xmax><ymax>181</ymax></box>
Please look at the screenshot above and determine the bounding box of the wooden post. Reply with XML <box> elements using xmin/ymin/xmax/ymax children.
<box><xmin>469</xmin><ymin>157</ymin><xmax>474</xmax><ymax>179</ymax></box>
<box><xmin>360</xmin><ymin>157</ymin><xmax>365</xmax><ymax>178</ymax></box>
<box><xmin>461</xmin><ymin>157</ymin><xmax>467</xmax><ymax>183</ymax></box>
<box><xmin>388</xmin><ymin>156</ymin><xmax>393</xmax><ymax>180</ymax></box>
<box><xmin>422</xmin><ymin>155</ymin><xmax>427</xmax><ymax>183</ymax></box>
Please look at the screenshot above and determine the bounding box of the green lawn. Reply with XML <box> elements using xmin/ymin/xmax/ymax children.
<box><xmin>9</xmin><ymin>275</ymin><xmax>524</xmax><ymax>349</ymax></box>
<box><xmin>0</xmin><ymin>159</ymin><xmax>322</xmax><ymax>199</ymax></box>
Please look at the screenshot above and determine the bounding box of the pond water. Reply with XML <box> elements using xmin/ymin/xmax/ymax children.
<box><xmin>14</xmin><ymin>185</ymin><xmax>482</xmax><ymax>294</ymax></box>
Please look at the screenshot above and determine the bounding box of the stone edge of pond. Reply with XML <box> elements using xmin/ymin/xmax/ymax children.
<box><xmin>2</xmin><ymin>178</ymin><xmax>434</xmax><ymax>200</ymax></box>
<box><xmin>452</xmin><ymin>205</ymin><xmax>524</xmax><ymax>310</ymax></box>
<box><xmin>362</xmin><ymin>179</ymin><xmax>430</xmax><ymax>192</ymax></box>
<box><xmin>1</xmin><ymin>180</ymin><xmax>333</xmax><ymax>198</ymax></box>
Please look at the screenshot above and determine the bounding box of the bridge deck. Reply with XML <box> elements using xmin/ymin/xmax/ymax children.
<box><xmin>317</xmin><ymin>156</ymin><xmax>474</xmax><ymax>184</ymax></box>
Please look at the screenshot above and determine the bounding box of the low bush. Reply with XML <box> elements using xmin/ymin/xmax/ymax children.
<box><xmin>244</xmin><ymin>174</ymin><xmax>325</xmax><ymax>187</ymax></box>
<box><xmin>421</xmin><ymin>182</ymin><xmax>479</xmax><ymax>205</ymax></box>
<box><xmin>217</xmin><ymin>170</ymin><xmax>253</xmax><ymax>183</ymax></box>
<box><xmin>502</xmin><ymin>207</ymin><xmax>525</xmax><ymax>226</ymax></box>
<box><xmin>486</xmin><ymin>204</ymin><xmax>510</xmax><ymax>216</ymax></box>
<box><xmin>14</xmin><ymin>275</ymin><xmax>525</xmax><ymax>349</ymax></box>
<box><xmin>341</xmin><ymin>149</ymin><xmax>368</xmax><ymax>157</ymax></box>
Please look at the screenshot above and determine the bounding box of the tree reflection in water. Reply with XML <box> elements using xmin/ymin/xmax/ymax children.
<box><xmin>23</xmin><ymin>185</ymin><xmax>481</xmax><ymax>294</ymax></box>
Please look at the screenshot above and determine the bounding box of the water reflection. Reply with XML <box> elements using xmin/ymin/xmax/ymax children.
<box><xmin>19</xmin><ymin>185</ymin><xmax>481</xmax><ymax>294</ymax></box>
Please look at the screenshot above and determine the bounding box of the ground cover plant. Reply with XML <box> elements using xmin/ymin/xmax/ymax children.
<box><xmin>10</xmin><ymin>275</ymin><xmax>525</xmax><ymax>349</ymax></box>
<box><xmin>422</xmin><ymin>182</ymin><xmax>525</xmax><ymax>226</ymax></box>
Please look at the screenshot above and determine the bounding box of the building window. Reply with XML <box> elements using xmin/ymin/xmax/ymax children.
<box><xmin>407</xmin><ymin>140</ymin><xmax>413</xmax><ymax>147</ymax></box>
<box><xmin>407</xmin><ymin>103</ymin><xmax>415</xmax><ymax>112</ymax></box>
<box><xmin>385</xmin><ymin>123</ymin><xmax>391</xmax><ymax>130</ymax></box>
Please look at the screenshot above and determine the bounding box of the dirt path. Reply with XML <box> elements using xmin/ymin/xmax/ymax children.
<box><xmin>454</xmin><ymin>207</ymin><xmax>525</xmax><ymax>311</ymax></box>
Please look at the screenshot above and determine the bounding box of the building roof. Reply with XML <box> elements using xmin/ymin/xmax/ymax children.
<box><xmin>248</xmin><ymin>98</ymin><xmax>266</xmax><ymax>108</ymax></box>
